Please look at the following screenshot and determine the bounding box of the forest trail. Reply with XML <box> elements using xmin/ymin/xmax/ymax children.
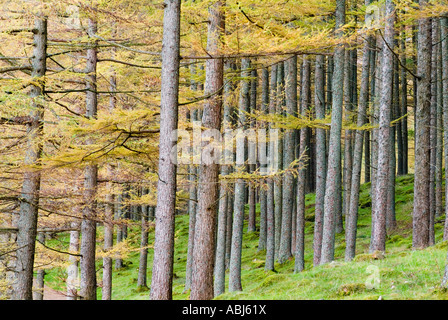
<box><xmin>33</xmin><ymin>278</ymin><xmax>66</xmax><ymax>300</ymax></box>
<box><xmin>43</xmin><ymin>285</ymin><xmax>66</xmax><ymax>300</ymax></box>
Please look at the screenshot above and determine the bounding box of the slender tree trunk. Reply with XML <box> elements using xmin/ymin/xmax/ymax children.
<box><xmin>369</xmin><ymin>35</ymin><xmax>382</xmax><ymax>253</ymax></box>
<box><xmin>137</xmin><ymin>200</ymin><xmax>149</xmax><ymax>289</ymax></box>
<box><xmin>102</xmin><ymin>55</ymin><xmax>117</xmax><ymax>300</ymax></box>
<box><xmin>413</xmin><ymin>1</ymin><xmax>432</xmax><ymax>250</ymax></box>
<box><xmin>102</xmin><ymin>190</ymin><xmax>114</xmax><ymax>299</ymax></box>
<box><xmin>12</xmin><ymin>17</ymin><xmax>47</xmax><ymax>301</ymax></box>
<box><xmin>274</xmin><ymin>62</ymin><xmax>284</xmax><ymax>260</ymax></box>
<box><xmin>429</xmin><ymin>18</ymin><xmax>437</xmax><ymax>245</ymax></box>
<box><xmin>345</xmin><ymin>31</ymin><xmax>371</xmax><ymax>261</ymax></box>
<box><xmin>248</xmin><ymin>68</ymin><xmax>258</xmax><ymax>233</ymax></box>
<box><xmin>114</xmin><ymin>193</ymin><xmax>124</xmax><ymax>270</ymax></box>
<box><xmin>258</xmin><ymin>67</ymin><xmax>270</xmax><ymax>251</ymax></box>
<box><xmin>150</xmin><ymin>0</ymin><xmax>181</xmax><ymax>300</ymax></box>
<box><xmin>435</xmin><ymin>19</ymin><xmax>444</xmax><ymax>220</ymax></box>
<box><xmin>229</xmin><ymin>58</ymin><xmax>251</xmax><ymax>292</ymax></box>
<box><xmin>278</xmin><ymin>55</ymin><xmax>297</xmax><ymax>264</ymax></box>
<box><xmin>387</xmin><ymin>40</ymin><xmax>398</xmax><ymax>231</ymax></box>
<box><xmin>80</xmin><ymin>18</ymin><xmax>99</xmax><ymax>301</ymax></box>
<box><xmin>225</xmin><ymin>190</ymin><xmax>234</xmax><ymax>269</ymax></box>
<box><xmin>313</xmin><ymin>55</ymin><xmax>326</xmax><ymax>266</ymax></box>
<box><xmin>342</xmin><ymin>49</ymin><xmax>353</xmax><ymax>222</ymax></box>
<box><xmin>214</xmin><ymin>60</ymin><xmax>233</xmax><ymax>297</ymax></box>
<box><xmin>184</xmin><ymin>62</ymin><xmax>199</xmax><ymax>293</ymax></box>
<box><xmin>441</xmin><ymin>17</ymin><xmax>448</xmax><ymax>241</ymax></box>
<box><xmin>67</xmin><ymin>221</ymin><xmax>80</xmax><ymax>300</ymax></box>
<box><xmin>371</xmin><ymin>0</ymin><xmax>395</xmax><ymax>253</ymax></box>
<box><xmin>320</xmin><ymin>0</ymin><xmax>345</xmax><ymax>265</ymax></box>
<box><xmin>295</xmin><ymin>55</ymin><xmax>310</xmax><ymax>272</ymax></box>
<box><xmin>214</xmin><ymin>166</ymin><xmax>228</xmax><ymax>297</ymax></box>
<box><xmin>265</xmin><ymin>64</ymin><xmax>277</xmax><ymax>272</ymax></box>
<box><xmin>191</xmin><ymin>2</ymin><xmax>225</xmax><ymax>299</ymax></box>
<box><xmin>400</xmin><ymin>36</ymin><xmax>409</xmax><ymax>175</ymax></box>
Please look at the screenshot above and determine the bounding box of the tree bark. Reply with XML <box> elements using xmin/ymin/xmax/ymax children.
<box><xmin>345</xmin><ymin>30</ymin><xmax>371</xmax><ymax>261</ymax></box>
<box><xmin>413</xmin><ymin>1</ymin><xmax>432</xmax><ymax>249</ymax></box>
<box><xmin>274</xmin><ymin>62</ymin><xmax>284</xmax><ymax>260</ymax></box>
<box><xmin>79</xmin><ymin>18</ymin><xmax>99</xmax><ymax>301</ymax></box>
<box><xmin>441</xmin><ymin>17</ymin><xmax>448</xmax><ymax>241</ymax></box>
<box><xmin>214</xmin><ymin>60</ymin><xmax>233</xmax><ymax>297</ymax></box>
<box><xmin>265</xmin><ymin>64</ymin><xmax>277</xmax><ymax>272</ymax></box>
<box><xmin>313</xmin><ymin>55</ymin><xmax>326</xmax><ymax>266</ymax></box>
<box><xmin>295</xmin><ymin>55</ymin><xmax>310</xmax><ymax>272</ymax></box>
<box><xmin>278</xmin><ymin>55</ymin><xmax>297</xmax><ymax>264</ymax></box>
<box><xmin>320</xmin><ymin>0</ymin><xmax>345</xmax><ymax>265</ymax></box>
<box><xmin>67</xmin><ymin>221</ymin><xmax>80</xmax><ymax>300</ymax></box>
<box><xmin>12</xmin><ymin>17</ymin><xmax>47</xmax><ymax>301</ymax></box>
<box><xmin>150</xmin><ymin>0</ymin><xmax>181</xmax><ymax>300</ymax></box>
<box><xmin>370</xmin><ymin>0</ymin><xmax>395</xmax><ymax>253</ymax></box>
<box><xmin>229</xmin><ymin>58</ymin><xmax>250</xmax><ymax>293</ymax></box>
<box><xmin>137</xmin><ymin>195</ymin><xmax>149</xmax><ymax>289</ymax></box>
<box><xmin>258</xmin><ymin>67</ymin><xmax>270</xmax><ymax>251</ymax></box>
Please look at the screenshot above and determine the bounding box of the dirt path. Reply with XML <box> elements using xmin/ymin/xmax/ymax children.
<box><xmin>33</xmin><ymin>278</ymin><xmax>67</xmax><ymax>300</ymax></box>
<box><xmin>43</xmin><ymin>285</ymin><xmax>67</xmax><ymax>300</ymax></box>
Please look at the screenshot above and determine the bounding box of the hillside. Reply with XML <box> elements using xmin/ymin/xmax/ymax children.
<box><xmin>44</xmin><ymin>174</ymin><xmax>448</xmax><ymax>300</ymax></box>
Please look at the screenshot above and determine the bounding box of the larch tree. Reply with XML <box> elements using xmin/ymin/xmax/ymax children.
<box><xmin>278</xmin><ymin>55</ymin><xmax>297</xmax><ymax>264</ymax></box>
<box><xmin>150</xmin><ymin>0</ymin><xmax>181</xmax><ymax>300</ymax></box>
<box><xmin>229</xmin><ymin>58</ymin><xmax>251</xmax><ymax>292</ymax></box>
<box><xmin>80</xmin><ymin>17</ymin><xmax>99</xmax><ymax>301</ymax></box>
<box><xmin>320</xmin><ymin>0</ymin><xmax>346</xmax><ymax>265</ymax></box>
<box><xmin>370</xmin><ymin>0</ymin><xmax>395</xmax><ymax>254</ymax></box>
<box><xmin>12</xmin><ymin>16</ymin><xmax>47</xmax><ymax>300</ymax></box>
<box><xmin>191</xmin><ymin>0</ymin><xmax>225</xmax><ymax>300</ymax></box>
<box><xmin>313</xmin><ymin>54</ymin><xmax>326</xmax><ymax>266</ymax></box>
<box><xmin>265</xmin><ymin>63</ymin><xmax>277</xmax><ymax>272</ymax></box>
<box><xmin>413</xmin><ymin>0</ymin><xmax>432</xmax><ymax>250</ymax></box>
<box><xmin>441</xmin><ymin>16</ymin><xmax>448</xmax><ymax>242</ymax></box>
<box><xmin>295</xmin><ymin>55</ymin><xmax>310</xmax><ymax>273</ymax></box>
<box><xmin>345</xmin><ymin>0</ymin><xmax>372</xmax><ymax>260</ymax></box>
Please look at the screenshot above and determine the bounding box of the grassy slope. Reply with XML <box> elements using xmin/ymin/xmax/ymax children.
<box><xmin>45</xmin><ymin>174</ymin><xmax>448</xmax><ymax>300</ymax></box>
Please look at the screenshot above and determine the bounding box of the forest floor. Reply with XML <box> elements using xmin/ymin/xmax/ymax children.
<box><xmin>44</xmin><ymin>174</ymin><xmax>448</xmax><ymax>300</ymax></box>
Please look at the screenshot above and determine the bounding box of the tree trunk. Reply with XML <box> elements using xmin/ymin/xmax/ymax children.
<box><xmin>80</xmin><ymin>18</ymin><xmax>99</xmax><ymax>301</ymax></box>
<box><xmin>13</xmin><ymin>17</ymin><xmax>47</xmax><ymax>301</ymax></box>
<box><xmin>214</xmin><ymin>59</ymin><xmax>233</xmax><ymax>297</ymax></box>
<box><xmin>295</xmin><ymin>55</ymin><xmax>310</xmax><ymax>272</ymax></box>
<box><xmin>258</xmin><ymin>67</ymin><xmax>270</xmax><ymax>251</ymax></box>
<box><xmin>370</xmin><ymin>0</ymin><xmax>395</xmax><ymax>253</ymax></box>
<box><xmin>278</xmin><ymin>55</ymin><xmax>297</xmax><ymax>264</ymax></box>
<box><xmin>265</xmin><ymin>64</ymin><xmax>277</xmax><ymax>272</ymax></box>
<box><xmin>137</xmin><ymin>198</ymin><xmax>149</xmax><ymax>289</ymax></box>
<box><xmin>248</xmin><ymin>68</ymin><xmax>258</xmax><ymax>233</ymax></box>
<box><xmin>274</xmin><ymin>62</ymin><xmax>284</xmax><ymax>260</ymax></box>
<box><xmin>67</xmin><ymin>221</ymin><xmax>80</xmax><ymax>300</ymax></box>
<box><xmin>114</xmin><ymin>193</ymin><xmax>124</xmax><ymax>270</ymax></box>
<box><xmin>441</xmin><ymin>17</ymin><xmax>448</xmax><ymax>241</ymax></box>
<box><xmin>184</xmin><ymin>62</ymin><xmax>199</xmax><ymax>293</ymax></box>
<box><xmin>400</xmin><ymin>36</ymin><xmax>409</xmax><ymax>175</ymax></box>
<box><xmin>102</xmin><ymin>56</ymin><xmax>117</xmax><ymax>300</ymax></box>
<box><xmin>150</xmin><ymin>0</ymin><xmax>181</xmax><ymax>300</ymax></box>
<box><xmin>345</xmin><ymin>31</ymin><xmax>371</xmax><ymax>261</ymax></box>
<box><xmin>229</xmin><ymin>58</ymin><xmax>250</xmax><ymax>292</ymax></box>
<box><xmin>313</xmin><ymin>55</ymin><xmax>326</xmax><ymax>266</ymax></box>
<box><xmin>320</xmin><ymin>0</ymin><xmax>345</xmax><ymax>265</ymax></box>
<box><xmin>413</xmin><ymin>1</ymin><xmax>432</xmax><ymax>249</ymax></box>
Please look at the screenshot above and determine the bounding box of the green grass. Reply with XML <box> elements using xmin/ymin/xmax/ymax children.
<box><xmin>44</xmin><ymin>174</ymin><xmax>448</xmax><ymax>300</ymax></box>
